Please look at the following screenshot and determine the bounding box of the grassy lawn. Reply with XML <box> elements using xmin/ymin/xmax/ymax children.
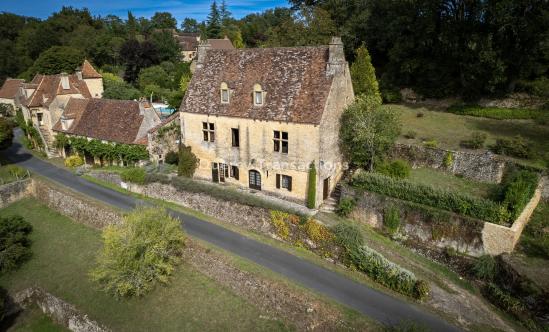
<box><xmin>390</xmin><ymin>104</ymin><xmax>549</xmax><ymax>168</ymax></box>
<box><xmin>408</xmin><ymin>167</ymin><xmax>498</xmax><ymax>199</ymax></box>
<box><xmin>518</xmin><ymin>202</ymin><xmax>549</xmax><ymax>260</ymax></box>
<box><xmin>0</xmin><ymin>198</ymin><xmax>289</xmax><ymax>332</ymax></box>
<box><xmin>6</xmin><ymin>306</ymin><xmax>69</xmax><ymax>332</ymax></box>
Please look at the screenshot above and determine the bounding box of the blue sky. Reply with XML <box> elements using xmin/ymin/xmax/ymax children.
<box><xmin>1</xmin><ymin>0</ymin><xmax>289</xmax><ymax>22</ymax></box>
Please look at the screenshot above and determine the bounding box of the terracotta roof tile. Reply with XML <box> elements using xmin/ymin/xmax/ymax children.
<box><xmin>207</xmin><ymin>38</ymin><xmax>234</xmax><ymax>49</ymax></box>
<box><xmin>81</xmin><ymin>60</ymin><xmax>102</xmax><ymax>79</ymax></box>
<box><xmin>25</xmin><ymin>73</ymin><xmax>91</xmax><ymax>107</ymax></box>
<box><xmin>181</xmin><ymin>46</ymin><xmax>333</xmax><ymax>124</ymax></box>
<box><xmin>54</xmin><ymin>98</ymin><xmax>146</xmax><ymax>144</ymax></box>
<box><xmin>0</xmin><ymin>79</ymin><xmax>24</xmax><ymax>99</ymax></box>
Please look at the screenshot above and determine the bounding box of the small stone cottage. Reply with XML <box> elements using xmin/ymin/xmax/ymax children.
<box><xmin>177</xmin><ymin>37</ymin><xmax>354</xmax><ymax>207</ymax></box>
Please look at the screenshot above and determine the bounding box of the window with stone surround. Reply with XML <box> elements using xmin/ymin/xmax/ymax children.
<box><xmin>253</xmin><ymin>83</ymin><xmax>264</xmax><ymax>106</ymax></box>
<box><xmin>202</xmin><ymin>122</ymin><xmax>215</xmax><ymax>142</ymax></box>
<box><xmin>273</xmin><ymin>130</ymin><xmax>288</xmax><ymax>153</ymax></box>
<box><xmin>276</xmin><ymin>174</ymin><xmax>292</xmax><ymax>191</ymax></box>
<box><xmin>220</xmin><ymin>82</ymin><xmax>229</xmax><ymax>104</ymax></box>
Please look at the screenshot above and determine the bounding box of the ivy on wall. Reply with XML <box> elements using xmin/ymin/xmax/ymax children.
<box><xmin>59</xmin><ymin>133</ymin><xmax>148</xmax><ymax>163</ymax></box>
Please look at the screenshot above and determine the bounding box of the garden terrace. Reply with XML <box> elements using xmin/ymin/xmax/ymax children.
<box><xmin>391</xmin><ymin>104</ymin><xmax>549</xmax><ymax>169</ymax></box>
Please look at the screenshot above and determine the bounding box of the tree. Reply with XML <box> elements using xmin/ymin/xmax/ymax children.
<box><xmin>120</xmin><ymin>39</ymin><xmax>159</xmax><ymax>83</ymax></box>
<box><xmin>350</xmin><ymin>44</ymin><xmax>381</xmax><ymax>104</ymax></box>
<box><xmin>307</xmin><ymin>162</ymin><xmax>317</xmax><ymax>208</ymax></box>
<box><xmin>138</xmin><ymin>65</ymin><xmax>169</xmax><ymax>90</ymax></box>
<box><xmin>150</xmin><ymin>12</ymin><xmax>177</xmax><ymax>30</ymax></box>
<box><xmin>27</xmin><ymin>46</ymin><xmax>85</xmax><ymax>76</ymax></box>
<box><xmin>339</xmin><ymin>97</ymin><xmax>401</xmax><ymax>170</ymax></box>
<box><xmin>102</xmin><ymin>72</ymin><xmax>141</xmax><ymax>100</ymax></box>
<box><xmin>178</xmin><ymin>145</ymin><xmax>198</xmax><ymax>177</ymax></box>
<box><xmin>0</xmin><ymin>117</ymin><xmax>15</xmax><ymax>150</ymax></box>
<box><xmin>0</xmin><ymin>215</ymin><xmax>33</xmax><ymax>274</ymax></box>
<box><xmin>150</xmin><ymin>30</ymin><xmax>180</xmax><ymax>63</ymax></box>
<box><xmin>220</xmin><ymin>0</ymin><xmax>232</xmax><ymax>24</ymax></box>
<box><xmin>206</xmin><ymin>1</ymin><xmax>222</xmax><ymax>38</ymax></box>
<box><xmin>181</xmin><ymin>18</ymin><xmax>199</xmax><ymax>33</ymax></box>
<box><xmin>91</xmin><ymin>207</ymin><xmax>186</xmax><ymax>298</ymax></box>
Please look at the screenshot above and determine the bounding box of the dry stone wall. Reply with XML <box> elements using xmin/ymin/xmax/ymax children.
<box><xmin>15</xmin><ymin>287</ymin><xmax>109</xmax><ymax>332</ymax></box>
<box><xmin>390</xmin><ymin>143</ymin><xmax>506</xmax><ymax>183</ymax></box>
<box><xmin>0</xmin><ymin>179</ymin><xmax>32</xmax><ymax>209</ymax></box>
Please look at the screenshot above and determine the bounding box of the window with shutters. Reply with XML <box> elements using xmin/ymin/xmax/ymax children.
<box><xmin>273</xmin><ymin>131</ymin><xmax>288</xmax><ymax>154</ymax></box>
<box><xmin>276</xmin><ymin>174</ymin><xmax>292</xmax><ymax>192</ymax></box>
<box><xmin>202</xmin><ymin>122</ymin><xmax>215</xmax><ymax>142</ymax></box>
<box><xmin>230</xmin><ymin>165</ymin><xmax>239</xmax><ymax>180</ymax></box>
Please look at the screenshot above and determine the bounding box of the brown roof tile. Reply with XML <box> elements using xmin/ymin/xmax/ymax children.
<box><xmin>25</xmin><ymin>73</ymin><xmax>91</xmax><ymax>107</ymax></box>
<box><xmin>181</xmin><ymin>46</ymin><xmax>333</xmax><ymax>124</ymax></box>
<box><xmin>53</xmin><ymin>98</ymin><xmax>147</xmax><ymax>144</ymax></box>
<box><xmin>81</xmin><ymin>60</ymin><xmax>102</xmax><ymax>79</ymax></box>
<box><xmin>0</xmin><ymin>79</ymin><xmax>24</xmax><ymax>99</ymax></box>
<box><xmin>148</xmin><ymin>111</ymin><xmax>180</xmax><ymax>134</ymax></box>
<box><xmin>207</xmin><ymin>38</ymin><xmax>234</xmax><ymax>49</ymax></box>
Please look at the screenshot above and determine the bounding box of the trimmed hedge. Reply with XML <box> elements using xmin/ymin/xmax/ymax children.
<box><xmin>447</xmin><ymin>104</ymin><xmax>543</xmax><ymax>120</ymax></box>
<box><xmin>351</xmin><ymin>172</ymin><xmax>509</xmax><ymax>224</ymax></box>
<box><xmin>500</xmin><ymin>171</ymin><xmax>539</xmax><ymax>221</ymax></box>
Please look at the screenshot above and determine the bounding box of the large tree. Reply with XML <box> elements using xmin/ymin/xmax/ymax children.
<box><xmin>206</xmin><ymin>1</ymin><xmax>222</xmax><ymax>38</ymax></box>
<box><xmin>27</xmin><ymin>46</ymin><xmax>85</xmax><ymax>77</ymax></box>
<box><xmin>350</xmin><ymin>44</ymin><xmax>382</xmax><ymax>104</ymax></box>
<box><xmin>339</xmin><ymin>97</ymin><xmax>401</xmax><ymax>170</ymax></box>
<box><xmin>150</xmin><ymin>12</ymin><xmax>177</xmax><ymax>30</ymax></box>
<box><xmin>181</xmin><ymin>18</ymin><xmax>199</xmax><ymax>33</ymax></box>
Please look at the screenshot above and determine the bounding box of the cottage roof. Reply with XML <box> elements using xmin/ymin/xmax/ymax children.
<box><xmin>81</xmin><ymin>60</ymin><xmax>102</xmax><ymax>79</ymax></box>
<box><xmin>25</xmin><ymin>73</ymin><xmax>91</xmax><ymax>107</ymax></box>
<box><xmin>207</xmin><ymin>37</ymin><xmax>234</xmax><ymax>49</ymax></box>
<box><xmin>0</xmin><ymin>79</ymin><xmax>24</xmax><ymax>99</ymax></box>
<box><xmin>176</xmin><ymin>34</ymin><xmax>200</xmax><ymax>51</ymax></box>
<box><xmin>181</xmin><ymin>46</ymin><xmax>333</xmax><ymax>124</ymax></box>
<box><xmin>53</xmin><ymin>98</ymin><xmax>149</xmax><ymax>145</ymax></box>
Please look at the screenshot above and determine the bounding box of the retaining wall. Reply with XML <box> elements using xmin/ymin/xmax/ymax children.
<box><xmin>0</xmin><ymin>179</ymin><xmax>33</xmax><ymax>209</ymax></box>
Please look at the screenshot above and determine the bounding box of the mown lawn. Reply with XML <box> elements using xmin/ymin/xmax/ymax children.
<box><xmin>0</xmin><ymin>198</ymin><xmax>289</xmax><ymax>332</ymax></box>
<box><xmin>6</xmin><ymin>305</ymin><xmax>69</xmax><ymax>332</ymax></box>
<box><xmin>389</xmin><ymin>104</ymin><xmax>549</xmax><ymax>168</ymax></box>
<box><xmin>408</xmin><ymin>168</ymin><xmax>498</xmax><ymax>199</ymax></box>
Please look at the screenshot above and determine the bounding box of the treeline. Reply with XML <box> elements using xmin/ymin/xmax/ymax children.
<box><xmin>1</xmin><ymin>0</ymin><xmax>547</xmax><ymax>100</ymax></box>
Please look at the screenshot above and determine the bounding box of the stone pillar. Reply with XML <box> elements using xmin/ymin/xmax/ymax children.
<box><xmin>326</xmin><ymin>37</ymin><xmax>345</xmax><ymax>76</ymax></box>
<box><xmin>196</xmin><ymin>40</ymin><xmax>212</xmax><ymax>70</ymax></box>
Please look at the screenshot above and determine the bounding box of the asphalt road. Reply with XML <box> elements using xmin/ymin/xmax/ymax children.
<box><xmin>3</xmin><ymin>129</ymin><xmax>460</xmax><ymax>331</ymax></box>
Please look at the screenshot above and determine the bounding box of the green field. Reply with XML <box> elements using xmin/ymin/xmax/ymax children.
<box><xmin>0</xmin><ymin>199</ymin><xmax>288</xmax><ymax>332</ymax></box>
<box><xmin>408</xmin><ymin>168</ymin><xmax>498</xmax><ymax>199</ymax></box>
<box><xmin>390</xmin><ymin>104</ymin><xmax>549</xmax><ymax>168</ymax></box>
<box><xmin>6</xmin><ymin>306</ymin><xmax>69</xmax><ymax>332</ymax></box>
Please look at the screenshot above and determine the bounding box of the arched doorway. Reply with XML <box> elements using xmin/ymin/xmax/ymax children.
<box><xmin>249</xmin><ymin>170</ymin><xmax>261</xmax><ymax>190</ymax></box>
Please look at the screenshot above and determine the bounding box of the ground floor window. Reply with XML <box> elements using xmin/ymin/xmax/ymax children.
<box><xmin>249</xmin><ymin>170</ymin><xmax>261</xmax><ymax>190</ymax></box>
<box><xmin>276</xmin><ymin>174</ymin><xmax>292</xmax><ymax>191</ymax></box>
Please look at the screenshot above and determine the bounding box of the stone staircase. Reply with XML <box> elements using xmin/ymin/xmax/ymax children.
<box><xmin>320</xmin><ymin>184</ymin><xmax>341</xmax><ymax>212</ymax></box>
<box><xmin>38</xmin><ymin>125</ymin><xmax>58</xmax><ymax>158</ymax></box>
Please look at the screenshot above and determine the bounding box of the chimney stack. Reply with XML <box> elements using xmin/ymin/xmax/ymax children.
<box><xmin>196</xmin><ymin>40</ymin><xmax>211</xmax><ymax>70</ymax></box>
<box><xmin>60</xmin><ymin>73</ymin><xmax>70</xmax><ymax>90</ymax></box>
<box><xmin>326</xmin><ymin>36</ymin><xmax>345</xmax><ymax>76</ymax></box>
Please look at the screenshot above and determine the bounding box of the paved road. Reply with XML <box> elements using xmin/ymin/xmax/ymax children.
<box><xmin>4</xmin><ymin>130</ymin><xmax>460</xmax><ymax>331</ymax></box>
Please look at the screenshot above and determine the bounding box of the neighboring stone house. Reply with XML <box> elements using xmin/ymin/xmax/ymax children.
<box><xmin>207</xmin><ymin>36</ymin><xmax>234</xmax><ymax>50</ymax></box>
<box><xmin>53</xmin><ymin>98</ymin><xmax>161</xmax><ymax>164</ymax></box>
<box><xmin>179</xmin><ymin>37</ymin><xmax>354</xmax><ymax>207</ymax></box>
<box><xmin>174</xmin><ymin>32</ymin><xmax>201</xmax><ymax>62</ymax></box>
<box><xmin>20</xmin><ymin>60</ymin><xmax>104</xmax><ymax>156</ymax></box>
<box><xmin>0</xmin><ymin>78</ymin><xmax>24</xmax><ymax>115</ymax></box>
<box><xmin>147</xmin><ymin>112</ymin><xmax>181</xmax><ymax>164</ymax></box>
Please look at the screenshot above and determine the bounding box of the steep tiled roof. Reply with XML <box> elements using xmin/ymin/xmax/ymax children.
<box><xmin>81</xmin><ymin>60</ymin><xmax>102</xmax><ymax>79</ymax></box>
<box><xmin>207</xmin><ymin>38</ymin><xmax>234</xmax><ymax>49</ymax></box>
<box><xmin>181</xmin><ymin>46</ymin><xmax>333</xmax><ymax>124</ymax></box>
<box><xmin>176</xmin><ymin>34</ymin><xmax>199</xmax><ymax>51</ymax></box>
<box><xmin>25</xmin><ymin>73</ymin><xmax>91</xmax><ymax>107</ymax></box>
<box><xmin>0</xmin><ymin>79</ymin><xmax>24</xmax><ymax>99</ymax></box>
<box><xmin>53</xmin><ymin>98</ymin><xmax>147</xmax><ymax>145</ymax></box>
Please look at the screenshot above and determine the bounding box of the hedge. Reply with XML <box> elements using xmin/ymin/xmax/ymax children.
<box><xmin>447</xmin><ymin>104</ymin><xmax>543</xmax><ymax>120</ymax></box>
<box><xmin>351</xmin><ymin>172</ymin><xmax>509</xmax><ymax>224</ymax></box>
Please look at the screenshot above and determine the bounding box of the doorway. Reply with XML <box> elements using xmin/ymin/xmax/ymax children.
<box><xmin>249</xmin><ymin>170</ymin><xmax>261</xmax><ymax>190</ymax></box>
<box><xmin>323</xmin><ymin>177</ymin><xmax>330</xmax><ymax>200</ymax></box>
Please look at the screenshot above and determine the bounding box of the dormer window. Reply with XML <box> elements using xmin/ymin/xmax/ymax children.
<box><xmin>253</xmin><ymin>83</ymin><xmax>264</xmax><ymax>106</ymax></box>
<box><xmin>220</xmin><ymin>82</ymin><xmax>229</xmax><ymax>104</ymax></box>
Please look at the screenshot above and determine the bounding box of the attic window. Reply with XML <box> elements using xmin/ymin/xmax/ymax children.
<box><xmin>220</xmin><ymin>82</ymin><xmax>229</xmax><ymax>104</ymax></box>
<box><xmin>253</xmin><ymin>83</ymin><xmax>264</xmax><ymax>106</ymax></box>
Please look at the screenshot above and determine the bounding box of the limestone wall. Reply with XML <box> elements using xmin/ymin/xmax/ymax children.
<box><xmin>390</xmin><ymin>143</ymin><xmax>506</xmax><ymax>183</ymax></box>
<box><xmin>15</xmin><ymin>287</ymin><xmax>109</xmax><ymax>332</ymax></box>
<box><xmin>0</xmin><ymin>179</ymin><xmax>33</xmax><ymax>209</ymax></box>
<box><xmin>32</xmin><ymin>178</ymin><xmax>122</xmax><ymax>229</ymax></box>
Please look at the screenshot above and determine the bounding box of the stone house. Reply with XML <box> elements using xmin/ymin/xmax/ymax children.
<box><xmin>19</xmin><ymin>60</ymin><xmax>104</xmax><ymax>156</ymax></box>
<box><xmin>147</xmin><ymin>112</ymin><xmax>181</xmax><ymax>164</ymax></box>
<box><xmin>174</xmin><ymin>32</ymin><xmax>201</xmax><ymax>62</ymax></box>
<box><xmin>53</xmin><ymin>98</ymin><xmax>160</xmax><ymax>164</ymax></box>
<box><xmin>0</xmin><ymin>78</ymin><xmax>25</xmax><ymax>115</ymax></box>
<box><xmin>178</xmin><ymin>37</ymin><xmax>354</xmax><ymax>207</ymax></box>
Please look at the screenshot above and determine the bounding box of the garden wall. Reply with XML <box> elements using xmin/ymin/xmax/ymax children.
<box><xmin>32</xmin><ymin>178</ymin><xmax>122</xmax><ymax>229</ymax></box>
<box><xmin>14</xmin><ymin>287</ymin><xmax>109</xmax><ymax>332</ymax></box>
<box><xmin>390</xmin><ymin>143</ymin><xmax>506</xmax><ymax>183</ymax></box>
<box><xmin>342</xmin><ymin>186</ymin><xmax>486</xmax><ymax>256</ymax></box>
<box><xmin>0</xmin><ymin>179</ymin><xmax>32</xmax><ymax>209</ymax></box>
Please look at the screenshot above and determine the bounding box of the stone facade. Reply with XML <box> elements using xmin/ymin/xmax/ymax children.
<box><xmin>32</xmin><ymin>178</ymin><xmax>122</xmax><ymax>229</ymax></box>
<box><xmin>390</xmin><ymin>143</ymin><xmax>506</xmax><ymax>183</ymax></box>
<box><xmin>15</xmin><ymin>287</ymin><xmax>109</xmax><ymax>332</ymax></box>
<box><xmin>147</xmin><ymin>113</ymin><xmax>181</xmax><ymax>164</ymax></box>
<box><xmin>0</xmin><ymin>179</ymin><xmax>33</xmax><ymax>209</ymax></box>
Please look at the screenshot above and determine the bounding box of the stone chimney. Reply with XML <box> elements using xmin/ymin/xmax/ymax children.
<box><xmin>326</xmin><ymin>37</ymin><xmax>345</xmax><ymax>76</ymax></box>
<box><xmin>75</xmin><ymin>66</ymin><xmax>83</xmax><ymax>80</ymax></box>
<box><xmin>196</xmin><ymin>40</ymin><xmax>211</xmax><ymax>70</ymax></box>
<box><xmin>60</xmin><ymin>73</ymin><xmax>70</xmax><ymax>90</ymax></box>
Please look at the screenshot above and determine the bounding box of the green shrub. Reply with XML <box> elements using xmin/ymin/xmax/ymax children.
<box><xmin>307</xmin><ymin>162</ymin><xmax>317</xmax><ymax>209</ymax></box>
<box><xmin>515</xmin><ymin>77</ymin><xmax>549</xmax><ymax>98</ymax></box>
<box><xmin>383</xmin><ymin>206</ymin><xmax>401</xmax><ymax>235</ymax></box>
<box><xmin>381</xmin><ymin>88</ymin><xmax>402</xmax><ymax>103</ymax></box>
<box><xmin>423</xmin><ymin>139</ymin><xmax>437</xmax><ymax>148</ymax></box>
<box><xmin>0</xmin><ymin>117</ymin><xmax>15</xmax><ymax>150</ymax></box>
<box><xmin>443</xmin><ymin>151</ymin><xmax>454</xmax><ymax>168</ymax></box>
<box><xmin>333</xmin><ymin>223</ymin><xmax>364</xmax><ymax>251</ymax></box>
<box><xmin>473</xmin><ymin>255</ymin><xmax>498</xmax><ymax>281</ymax></box>
<box><xmin>5</xmin><ymin>165</ymin><xmax>27</xmax><ymax>178</ymax></box>
<box><xmin>0</xmin><ymin>215</ymin><xmax>33</xmax><ymax>274</ymax></box>
<box><xmin>0</xmin><ymin>286</ymin><xmax>7</xmax><ymax>322</ymax></box>
<box><xmin>121</xmin><ymin>168</ymin><xmax>146</xmax><ymax>184</ymax></box>
<box><xmin>302</xmin><ymin>219</ymin><xmax>333</xmax><ymax>244</ymax></box>
<box><xmin>403</xmin><ymin>130</ymin><xmax>417</xmax><ymax>139</ymax></box>
<box><xmin>447</xmin><ymin>104</ymin><xmax>542</xmax><ymax>120</ymax></box>
<box><xmin>376</xmin><ymin>159</ymin><xmax>411</xmax><ymax>179</ymax></box>
<box><xmin>351</xmin><ymin>172</ymin><xmax>509</xmax><ymax>224</ymax></box>
<box><xmin>534</xmin><ymin>111</ymin><xmax>549</xmax><ymax>125</ymax></box>
<box><xmin>460</xmin><ymin>132</ymin><xmax>487</xmax><ymax>149</ymax></box>
<box><xmin>64</xmin><ymin>155</ymin><xmax>84</xmax><ymax>167</ymax></box>
<box><xmin>178</xmin><ymin>145</ymin><xmax>198</xmax><ymax>177</ymax></box>
<box><xmin>164</xmin><ymin>151</ymin><xmax>179</xmax><ymax>165</ymax></box>
<box><xmin>520</xmin><ymin>203</ymin><xmax>549</xmax><ymax>259</ymax></box>
<box><xmin>336</xmin><ymin>197</ymin><xmax>356</xmax><ymax>217</ymax></box>
<box><xmin>491</xmin><ymin>136</ymin><xmax>533</xmax><ymax>159</ymax></box>
<box><xmin>91</xmin><ymin>207</ymin><xmax>186</xmax><ymax>298</ymax></box>
<box><xmin>413</xmin><ymin>280</ymin><xmax>430</xmax><ymax>301</ymax></box>
<box><xmin>270</xmin><ymin>210</ymin><xmax>291</xmax><ymax>240</ymax></box>
<box><xmin>501</xmin><ymin>170</ymin><xmax>539</xmax><ymax>221</ymax></box>
<box><xmin>484</xmin><ymin>283</ymin><xmax>525</xmax><ymax>318</ymax></box>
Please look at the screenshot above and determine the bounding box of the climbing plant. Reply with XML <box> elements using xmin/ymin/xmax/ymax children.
<box><xmin>64</xmin><ymin>136</ymin><xmax>148</xmax><ymax>164</ymax></box>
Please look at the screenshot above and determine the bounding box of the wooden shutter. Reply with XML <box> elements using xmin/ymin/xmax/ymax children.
<box><xmin>288</xmin><ymin>176</ymin><xmax>292</xmax><ymax>192</ymax></box>
<box><xmin>276</xmin><ymin>174</ymin><xmax>280</xmax><ymax>189</ymax></box>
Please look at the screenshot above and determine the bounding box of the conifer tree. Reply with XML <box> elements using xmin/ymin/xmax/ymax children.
<box><xmin>350</xmin><ymin>44</ymin><xmax>382</xmax><ymax>105</ymax></box>
<box><xmin>206</xmin><ymin>1</ymin><xmax>222</xmax><ymax>38</ymax></box>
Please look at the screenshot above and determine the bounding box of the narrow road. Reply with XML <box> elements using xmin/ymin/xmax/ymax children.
<box><xmin>4</xmin><ymin>129</ymin><xmax>460</xmax><ymax>331</ymax></box>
